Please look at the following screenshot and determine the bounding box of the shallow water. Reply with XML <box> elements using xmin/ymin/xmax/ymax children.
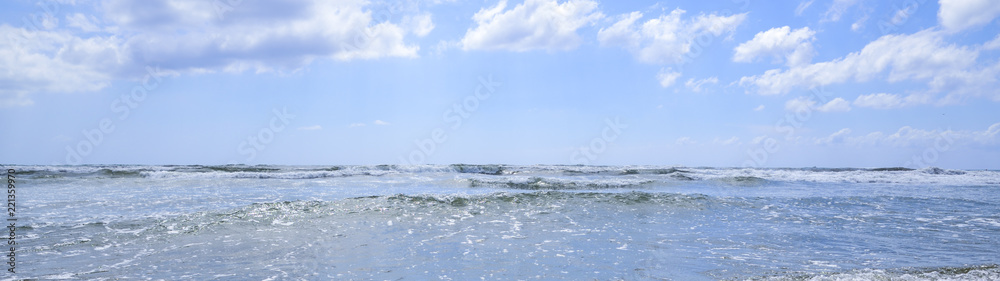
<box><xmin>6</xmin><ymin>165</ymin><xmax>1000</xmax><ymax>280</ymax></box>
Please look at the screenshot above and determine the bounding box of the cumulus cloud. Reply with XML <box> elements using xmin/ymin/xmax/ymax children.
<box><xmin>597</xmin><ymin>11</ymin><xmax>643</xmax><ymax>49</ymax></box>
<box><xmin>939</xmin><ymin>0</ymin><xmax>1000</xmax><ymax>32</ymax></box>
<box><xmin>739</xmin><ymin>29</ymin><xmax>989</xmax><ymax>101</ymax></box>
<box><xmin>0</xmin><ymin>0</ymin><xmax>427</xmax><ymax>106</ymax></box>
<box><xmin>598</xmin><ymin>8</ymin><xmax>747</xmax><ymax>65</ymax></box>
<box><xmin>404</xmin><ymin>13</ymin><xmax>435</xmax><ymax>37</ymax></box>
<box><xmin>460</xmin><ymin>0</ymin><xmax>603</xmax><ymax>52</ymax></box>
<box><xmin>114</xmin><ymin>0</ymin><xmax>422</xmax><ymax>70</ymax></box>
<box><xmin>733</xmin><ymin>26</ymin><xmax>815</xmax><ymax>67</ymax></box>
<box><xmin>0</xmin><ymin>26</ymin><xmax>122</xmax><ymax>106</ymax></box>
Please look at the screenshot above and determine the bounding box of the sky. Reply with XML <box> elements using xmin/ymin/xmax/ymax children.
<box><xmin>1</xmin><ymin>0</ymin><xmax>999</xmax><ymax>169</ymax></box>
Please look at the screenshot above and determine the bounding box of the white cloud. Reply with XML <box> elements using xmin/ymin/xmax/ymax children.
<box><xmin>298</xmin><ymin>125</ymin><xmax>323</xmax><ymax>131</ymax></box>
<box><xmin>833</xmin><ymin>123</ymin><xmax>1000</xmax><ymax>147</ymax></box>
<box><xmin>597</xmin><ymin>11</ymin><xmax>643</xmax><ymax>49</ymax></box>
<box><xmin>66</xmin><ymin>13</ymin><xmax>101</xmax><ymax>32</ymax></box>
<box><xmin>984</xmin><ymin>34</ymin><xmax>1000</xmax><ymax>50</ymax></box>
<box><xmin>0</xmin><ymin>26</ymin><xmax>122</xmax><ymax>106</ymax></box>
<box><xmin>936</xmin><ymin>66</ymin><xmax>1000</xmax><ymax>104</ymax></box>
<box><xmin>460</xmin><ymin>0</ymin><xmax>603</xmax><ymax>52</ymax></box>
<box><xmin>754</xmin><ymin>104</ymin><xmax>765</xmax><ymax>111</ymax></box>
<box><xmin>684</xmin><ymin>77</ymin><xmax>718</xmax><ymax>92</ymax></box>
<box><xmin>795</xmin><ymin>0</ymin><xmax>815</xmax><ymax>16</ymax></box>
<box><xmin>784</xmin><ymin>97</ymin><xmax>850</xmax><ymax>112</ymax></box>
<box><xmin>852</xmin><ymin>93</ymin><xmax>933</xmax><ymax>109</ymax></box>
<box><xmin>404</xmin><ymin>13</ymin><xmax>435</xmax><ymax>37</ymax></box>
<box><xmin>0</xmin><ymin>93</ymin><xmax>34</xmax><ymax>107</ymax></box>
<box><xmin>785</xmin><ymin>96</ymin><xmax>815</xmax><ymax>112</ymax></box>
<box><xmin>816</xmin><ymin>97</ymin><xmax>851</xmax><ymax>112</ymax></box>
<box><xmin>348</xmin><ymin>123</ymin><xmax>367</xmax><ymax>128</ymax></box>
<box><xmin>733</xmin><ymin>26</ymin><xmax>815</xmax><ymax>67</ymax></box>
<box><xmin>0</xmin><ymin>0</ymin><xmax>428</xmax><ymax>106</ymax></box>
<box><xmin>657</xmin><ymin>68</ymin><xmax>681</xmax><ymax>88</ymax></box>
<box><xmin>851</xmin><ymin>14</ymin><xmax>868</xmax><ymax>31</ymax></box>
<box><xmin>939</xmin><ymin>0</ymin><xmax>1000</xmax><ymax>32</ymax></box>
<box><xmin>598</xmin><ymin>8</ymin><xmax>747</xmax><ymax>64</ymax></box>
<box><xmin>117</xmin><ymin>0</ymin><xmax>421</xmax><ymax>69</ymax></box>
<box><xmin>739</xmin><ymin>29</ymin><xmax>981</xmax><ymax>97</ymax></box>
<box><xmin>816</xmin><ymin>128</ymin><xmax>852</xmax><ymax>145</ymax></box>
<box><xmin>854</xmin><ymin>93</ymin><xmax>904</xmax><ymax>109</ymax></box>
<box><xmin>374</xmin><ymin>120</ymin><xmax>390</xmax><ymax>125</ymax></box>
<box><xmin>891</xmin><ymin>5</ymin><xmax>917</xmax><ymax>25</ymax></box>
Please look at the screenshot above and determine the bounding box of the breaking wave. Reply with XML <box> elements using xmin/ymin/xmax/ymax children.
<box><xmin>8</xmin><ymin>164</ymin><xmax>998</xmax><ymax>185</ymax></box>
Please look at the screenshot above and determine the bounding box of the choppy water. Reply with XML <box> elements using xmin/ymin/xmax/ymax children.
<box><xmin>5</xmin><ymin>165</ymin><xmax>1000</xmax><ymax>280</ymax></box>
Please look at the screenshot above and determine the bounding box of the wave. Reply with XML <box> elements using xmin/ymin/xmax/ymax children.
<box><xmin>713</xmin><ymin>176</ymin><xmax>770</xmax><ymax>186</ymax></box>
<box><xmin>620</xmin><ymin>167</ymin><xmax>689</xmax><ymax>175</ymax></box>
<box><xmin>7</xmin><ymin>165</ymin><xmax>998</xmax><ymax>185</ymax></box>
<box><xmin>468</xmin><ymin>176</ymin><xmax>656</xmax><ymax>190</ymax></box>
<box><xmin>381</xmin><ymin>191</ymin><xmax>710</xmax><ymax>207</ymax></box>
<box><xmin>920</xmin><ymin>167</ymin><xmax>967</xmax><ymax>175</ymax></box>
<box><xmin>867</xmin><ymin>167</ymin><xmax>915</xmax><ymax>172</ymax></box>
<box><xmin>46</xmin><ymin>191</ymin><xmax>710</xmax><ymax>243</ymax></box>
<box><xmin>450</xmin><ymin>164</ymin><xmax>506</xmax><ymax>175</ymax></box>
<box><xmin>754</xmin><ymin>264</ymin><xmax>1000</xmax><ymax>281</ymax></box>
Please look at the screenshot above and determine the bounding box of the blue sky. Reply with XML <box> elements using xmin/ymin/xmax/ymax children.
<box><xmin>1</xmin><ymin>0</ymin><xmax>999</xmax><ymax>168</ymax></box>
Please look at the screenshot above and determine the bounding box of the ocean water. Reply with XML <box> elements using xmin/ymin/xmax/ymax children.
<box><xmin>5</xmin><ymin>164</ymin><xmax>1000</xmax><ymax>280</ymax></box>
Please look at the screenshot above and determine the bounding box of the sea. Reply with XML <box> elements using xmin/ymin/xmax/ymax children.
<box><xmin>4</xmin><ymin>164</ymin><xmax>1000</xmax><ymax>280</ymax></box>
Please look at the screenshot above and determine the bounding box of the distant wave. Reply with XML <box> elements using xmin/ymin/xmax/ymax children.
<box><xmin>7</xmin><ymin>164</ymin><xmax>998</xmax><ymax>185</ymax></box>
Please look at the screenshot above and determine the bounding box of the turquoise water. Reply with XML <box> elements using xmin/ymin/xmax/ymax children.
<box><xmin>6</xmin><ymin>165</ymin><xmax>1000</xmax><ymax>280</ymax></box>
